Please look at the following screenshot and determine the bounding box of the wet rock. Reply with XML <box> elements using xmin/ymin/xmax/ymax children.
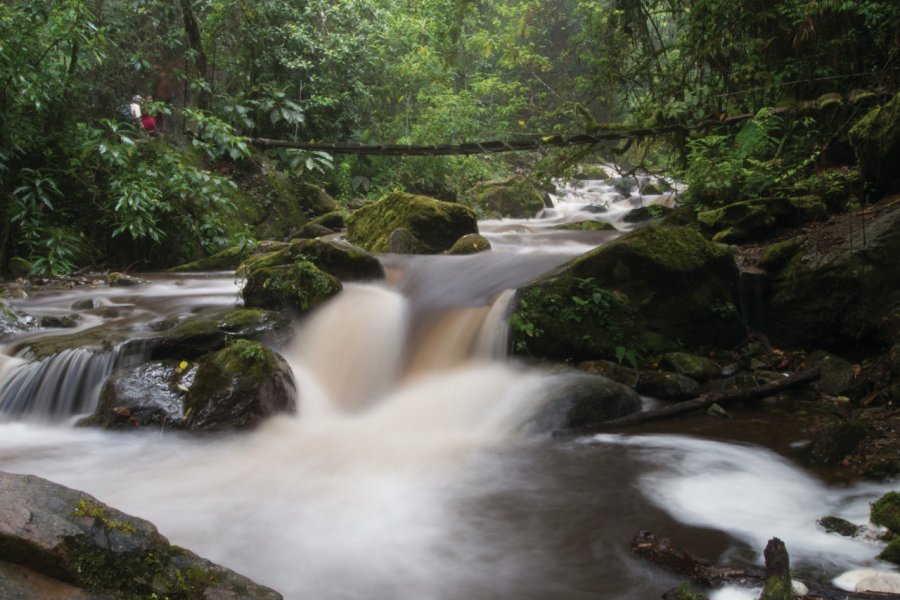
<box><xmin>573</xmin><ymin>165</ymin><xmax>610</xmax><ymax>181</ymax></box>
<box><xmin>242</xmin><ymin>261</ymin><xmax>341</xmax><ymax>314</ymax></box>
<box><xmin>817</xmin><ymin>515</ymin><xmax>861</xmax><ymax>537</ymax></box>
<box><xmin>40</xmin><ymin>315</ymin><xmax>80</xmax><ymax>329</ymax></box>
<box><xmin>531</xmin><ymin>371</ymin><xmax>641</xmax><ymax>432</ymax></box>
<box><xmin>662</xmin><ymin>583</ymin><xmax>708</xmax><ymax>600</ymax></box>
<box><xmin>623</xmin><ymin>205</ymin><xmax>672</xmax><ymax>223</ymax></box>
<box><xmin>446</xmin><ymin>233</ymin><xmax>491</xmax><ymax>255</ymax></box>
<box><xmin>511</xmin><ymin>224</ymin><xmax>744</xmax><ymax>362</ymax></box>
<box><xmin>347</xmin><ymin>191</ymin><xmax>478</xmax><ymax>254</ymax></box>
<box><xmin>169</xmin><ymin>240</ymin><xmax>290</xmax><ymax>273</ymax></box>
<box><xmin>8</xmin><ymin>256</ymin><xmax>32</xmax><ymax>278</ymax></box>
<box><xmin>879</xmin><ymin>538</ymin><xmax>900</xmax><ymax>564</ymax></box>
<box><xmin>552</xmin><ymin>220</ymin><xmax>616</xmax><ymax>231</ymax></box>
<box><xmin>576</xmin><ymin>359</ymin><xmax>640</xmax><ymax>387</ymax></box>
<box><xmin>637</xmin><ymin>371</ymin><xmax>701</xmax><ymax>400</ymax></box>
<box><xmin>238</xmin><ymin>238</ymin><xmax>384</xmax><ymax>283</ymax></box>
<box><xmin>465</xmin><ymin>176</ymin><xmax>548</xmax><ymax>218</ymax></box>
<box><xmin>0</xmin><ymin>301</ymin><xmax>33</xmax><ymax>342</ymax></box>
<box><xmin>309</xmin><ymin>210</ymin><xmax>345</xmax><ymax>230</ymax></box>
<box><xmin>848</xmin><ymin>91</ymin><xmax>900</xmax><ymax>195</ymax></box>
<box><xmin>0</xmin><ymin>471</ymin><xmax>282</xmax><ymax>599</ymax></box>
<box><xmin>388</xmin><ymin>228</ymin><xmax>429</xmax><ymax>254</ymax></box>
<box><xmin>806</xmin><ymin>421</ymin><xmax>869</xmax><ymax>465</ymax></box>
<box><xmin>106</xmin><ymin>272</ymin><xmax>141</xmax><ymax>287</ymax></box>
<box><xmin>641</xmin><ymin>181</ymin><xmax>670</xmax><ymax>196</ymax></box>
<box><xmin>871</xmin><ymin>491</ymin><xmax>900</xmax><ymax>534</ymax></box>
<box><xmin>78</xmin><ymin>361</ymin><xmax>188</xmax><ymax>430</ymax></box>
<box><xmin>697</xmin><ymin>196</ymin><xmax>827</xmax><ymax>244</ymax></box>
<box><xmin>660</xmin><ymin>352</ymin><xmax>720</xmax><ymax>381</ymax></box>
<box><xmin>580</xmin><ymin>204</ymin><xmax>609</xmax><ymax>214</ymax></box>
<box><xmin>291</xmin><ymin>222</ymin><xmax>335</xmax><ymax>239</ymax></box>
<box><xmin>807</xmin><ymin>350</ymin><xmax>856</xmax><ymax>396</ymax></box>
<box><xmin>763</xmin><ymin>198</ymin><xmax>900</xmax><ymax>348</ymax></box>
<box><xmin>70</xmin><ymin>298</ymin><xmax>98</xmax><ymax>310</ymax></box>
<box><xmin>759</xmin><ymin>236</ymin><xmax>805</xmax><ymax>272</ymax></box>
<box><xmin>182</xmin><ymin>339</ymin><xmax>296</xmax><ymax>431</ymax></box>
<box><xmin>149</xmin><ymin>307</ymin><xmax>292</xmax><ymax>359</ymax></box>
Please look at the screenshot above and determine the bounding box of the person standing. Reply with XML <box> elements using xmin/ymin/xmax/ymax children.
<box><xmin>128</xmin><ymin>95</ymin><xmax>142</xmax><ymax>125</ymax></box>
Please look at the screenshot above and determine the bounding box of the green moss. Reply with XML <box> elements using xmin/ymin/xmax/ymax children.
<box><xmin>242</xmin><ymin>260</ymin><xmax>341</xmax><ymax>313</ymax></box>
<box><xmin>872</xmin><ymin>492</ymin><xmax>900</xmax><ymax>534</ymax></box>
<box><xmin>664</xmin><ymin>582</ymin><xmax>708</xmax><ymax>600</ymax></box>
<box><xmin>760</xmin><ymin>237</ymin><xmax>805</xmax><ymax>271</ymax></box>
<box><xmin>760</xmin><ymin>575</ymin><xmax>793</xmax><ymax>600</ymax></box>
<box><xmin>168</xmin><ymin>245</ymin><xmax>244</xmax><ymax>272</ymax></box>
<box><xmin>467</xmin><ymin>178</ymin><xmax>546</xmax><ymax>218</ymax></box>
<box><xmin>73</xmin><ymin>498</ymin><xmax>137</xmax><ymax>535</ymax></box>
<box><xmin>552</xmin><ymin>220</ymin><xmax>617</xmax><ymax>231</ymax></box>
<box><xmin>447</xmin><ymin>234</ymin><xmax>491</xmax><ymax>255</ymax></box>
<box><xmin>346</xmin><ymin>191</ymin><xmax>478</xmax><ymax>253</ymax></box>
<box><xmin>848</xmin><ymin>92</ymin><xmax>900</xmax><ymax>195</ymax></box>
<box><xmin>878</xmin><ymin>537</ymin><xmax>900</xmax><ymax>564</ymax></box>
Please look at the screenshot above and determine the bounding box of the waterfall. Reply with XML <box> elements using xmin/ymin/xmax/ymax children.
<box><xmin>0</xmin><ymin>343</ymin><xmax>149</xmax><ymax>422</ymax></box>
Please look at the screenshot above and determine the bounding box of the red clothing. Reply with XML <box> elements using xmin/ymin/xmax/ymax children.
<box><xmin>141</xmin><ymin>113</ymin><xmax>158</xmax><ymax>134</ymax></box>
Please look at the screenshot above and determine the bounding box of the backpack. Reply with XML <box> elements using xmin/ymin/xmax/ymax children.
<box><xmin>116</xmin><ymin>104</ymin><xmax>134</xmax><ymax>123</ymax></box>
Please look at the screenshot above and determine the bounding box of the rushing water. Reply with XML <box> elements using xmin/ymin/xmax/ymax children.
<box><xmin>0</xmin><ymin>173</ymin><xmax>896</xmax><ymax>598</ymax></box>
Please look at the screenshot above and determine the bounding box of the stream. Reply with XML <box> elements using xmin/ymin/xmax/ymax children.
<box><xmin>0</xmin><ymin>172</ymin><xmax>895</xmax><ymax>599</ymax></box>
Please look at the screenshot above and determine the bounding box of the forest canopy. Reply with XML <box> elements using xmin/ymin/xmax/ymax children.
<box><xmin>1</xmin><ymin>0</ymin><xmax>897</xmax><ymax>273</ymax></box>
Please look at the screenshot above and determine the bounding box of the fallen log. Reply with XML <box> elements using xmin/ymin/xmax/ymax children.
<box><xmin>632</xmin><ymin>531</ymin><xmax>898</xmax><ymax>600</ymax></box>
<box><xmin>554</xmin><ymin>366</ymin><xmax>821</xmax><ymax>438</ymax></box>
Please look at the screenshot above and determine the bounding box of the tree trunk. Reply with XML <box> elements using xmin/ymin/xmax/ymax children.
<box><xmin>178</xmin><ymin>0</ymin><xmax>209</xmax><ymax>110</ymax></box>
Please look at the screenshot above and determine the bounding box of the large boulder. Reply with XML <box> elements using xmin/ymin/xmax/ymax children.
<box><xmin>346</xmin><ymin>192</ymin><xmax>478</xmax><ymax>254</ymax></box>
<box><xmin>0</xmin><ymin>471</ymin><xmax>282</xmax><ymax>599</ymax></box>
<box><xmin>241</xmin><ymin>261</ymin><xmax>342</xmax><ymax>314</ymax></box>
<box><xmin>168</xmin><ymin>240</ymin><xmax>289</xmax><ymax>272</ymax></box>
<box><xmin>762</xmin><ymin>197</ymin><xmax>900</xmax><ymax>348</ymax></box>
<box><xmin>697</xmin><ymin>196</ymin><xmax>827</xmax><ymax>244</ymax></box>
<box><xmin>511</xmin><ymin>224</ymin><xmax>744</xmax><ymax>362</ymax></box>
<box><xmin>465</xmin><ymin>176</ymin><xmax>549</xmax><ymax>218</ymax></box>
<box><xmin>849</xmin><ymin>92</ymin><xmax>900</xmax><ymax>195</ymax></box>
<box><xmin>81</xmin><ymin>340</ymin><xmax>296</xmax><ymax>432</ymax></box>
<box><xmin>238</xmin><ymin>238</ymin><xmax>384</xmax><ymax>283</ymax></box>
<box><xmin>530</xmin><ymin>371</ymin><xmax>641</xmax><ymax>432</ymax></box>
<box><xmin>149</xmin><ymin>307</ymin><xmax>292</xmax><ymax>359</ymax></box>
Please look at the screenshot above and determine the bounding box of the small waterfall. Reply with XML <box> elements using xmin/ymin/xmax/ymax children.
<box><xmin>0</xmin><ymin>343</ymin><xmax>149</xmax><ymax>422</ymax></box>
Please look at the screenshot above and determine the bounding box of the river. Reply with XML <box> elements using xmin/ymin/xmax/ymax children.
<box><xmin>0</xmin><ymin>173</ymin><xmax>894</xmax><ymax>599</ymax></box>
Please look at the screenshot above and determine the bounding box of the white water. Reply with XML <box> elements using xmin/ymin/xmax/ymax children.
<box><xmin>0</xmin><ymin>172</ymin><xmax>897</xmax><ymax>598</ymax></box>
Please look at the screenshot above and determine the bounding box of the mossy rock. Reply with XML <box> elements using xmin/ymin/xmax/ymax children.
<box><xmin>759</xmin><ymin>236</ymin><xmax>805</xmax><ymax>272</ymax></box>
<box><xmin>848</xmin><ymin>92</ymin><xmax>900</xmax><ymax>195</ymax></box>
<box><xmin>446</xmin><ymin>233</ymin><xmax>492</xmax><ymax>255</ymax></box>
<box><xmin>623</xmin><ymin>205</ymin><xmax>673</xmax><ymax>223</ymax></box>
<box><xmin>641</xmin><ymin>181</ymin><xmax>671</xmax><ymax>196</ymax></box>
<box><xmin>511</xmin><ymin>224</ymin><xmax>744</xmax><ymax>362</ymax></box>
<box><xmin>660</xmin><ymin>352</ymin><xmax>720</xmax><ymax>381</ymax></box>
<box><xmin>878</xmin><ymin>537</ymin><xmax>900</xmax><ymax>564</ymax></box>
<box><xmin>107</xmin><ymin>272</ymin><xmax>141</xmax><ymax>287</ymax></box>
<box><xmin>574</xmin><ymin>165</ymin><xmax>610</xmax><ymax>181</ymax></box>
<box><xmin>553</xmin><ymin>220</ymin><xmax>617</xmax><ymax>231</ymax></box>
<box><xmin>871</xmin><ymin>492</ymin><xmax>900</xmax><ymax>535</ymax></box>
<box><xmin>0</xmin><ymin>471</ymin><xmax>282</xmax><ymax>599</ymax></box>
<box><xmin>168</xmin><ymin>240</ymin><xmax>289</xmax><ymax>272</ymax></box>
<box><xmin>805</xmin><ymin>421</ymin><xmax>869</xmax><ymax>465</ymax></box>
<box><xmin>346</xmin><ymin>191</ymin><xmax>478</xmax><ymax>254</ymax></box>
<box><xmin>241</xmin><ymin>261</ymin><xmax>341</xmax><ymax>314</ymax></box>
<box><xmin>387</xmin><ymin>228</ymin><xmax>430</xmax><ymax>254</ymax></box>
<box><xmin>8</xmin><ymin>256</ymin><xmax>32</xmax><ymax>278</ymax></box>
<box><xmin>808</xmin><ymin>350</ymin><xmax>856</xmax><ymax>396</ymax></box>
<box><xmin>636</xmin><ymin>370</ymin><xmax>701</xmax><ymax>400</ymax></box>
<box><xmin>0</xmin><ymin>300</ymin><xmax>33</xmax><ymax>343</ymax></box>
<box><xmin>293</xmin><ymin>180</ymin><xmax>340</xmax><ymax>216</ymax></box>
<box><xmin>817</xmin><ymin>515</ymin><xmax>861</xmax><ymax>537</ymax></box>
<box><xmin>238</xmin><ymin>238</ymin><xmax>384</xmax><ymax>283</ymax></box>
<box><xmin>697</xmin><ymin>196</ymin><xmax>827</xmax><ymax>244</ymax></box>
<box><xmin>182</xmin><ymin>339</ymin><xmax>296</xmax><ymax>431</ymax></box>
<box><xmin>16</xmin><ymin>322</ymin><xmax>133</xmax><ymax>360</ymax></box>
<box><xmin>763</xmin><ymin>199</ymin><xmax>900</xmax><ymax>347</ymax></box>
<box><xmin>576</xmin><ymin>359</ymin><xmax>641</xmax><ymax>386</ymax></box>
<box><xmin>662</xmin><ymin>583</ymin><xmax>709</xmax><ymax>600</ymax></box>
<box><xmin>291</xmin><ymin>223</ymin><xmax>335</xmax><ymax>239</ymax></box>
<box><xmin>465</xmin><ymin>176</ymin><xmax>548</xmax><ymax>218</ymax></box>
<box><xmin>310</xmin><ymin>210</ymin><xmax>345</xmax><ymax>230</ymax></box>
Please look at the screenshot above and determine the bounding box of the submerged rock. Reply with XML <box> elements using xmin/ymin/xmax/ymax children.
<box><xmin>346</xmin><ymin>191</ymin><xmax>478</xmax><ymax>254</ymax></box>
<box><xmin>531</xmin><ymin>371</ymin><xmax>641</xmax><ymax>432</ymax></box>
<box><xmin>0</xmin><ymin>471</ymin><xmax>282</xmax><ymax>599</ymax></box>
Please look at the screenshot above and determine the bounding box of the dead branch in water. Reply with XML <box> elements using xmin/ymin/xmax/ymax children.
<box><xmin>554</xmin><ymin>367</ymin><xmax>821</xmax><ymax>438</ymax></box>
<box><xmin>632</xmin><ymin>531</ymin><xmax>896</xmax><ymax>600</ymax></box>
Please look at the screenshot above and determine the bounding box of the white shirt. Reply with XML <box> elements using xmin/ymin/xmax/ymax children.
<box><xmin>129</xmin><ymin>102</ymin><xmax>141</xmax><ymax>120</ymax></box>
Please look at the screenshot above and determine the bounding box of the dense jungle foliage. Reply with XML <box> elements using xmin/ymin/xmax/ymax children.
<box><xmin>1</xmin><ymin>0</ymin><xmax>898</xmax><ymax>273</ymax></box>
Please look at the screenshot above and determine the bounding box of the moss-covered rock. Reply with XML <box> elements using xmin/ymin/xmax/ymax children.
<box><xmin>871</xmin><ymin>492</ymin><xmax>900</xmax><ymax>535</ymax></box>
<box><xmin>446</xmin><ymin>233</ymin><xmax>492</xmax><ymax>255</ymax></box>
<box><xmin>168</xmin><ymin>240</ymin><xmax>290</xmax><ymax>272</ymax></box>
<box><xmin>576</xmin><ymin>359</ymin><xmax>641</xmax><ymax>387</ymax></box>
<box><xmin>697</xmin><ymin>196</ymin><xmax>827</xmax><ymax>244</ymax></box>
<box><xmin>238</xmin><ymin>238</ymin><xmax>384</xmax><ymax>282</ymax></box>
<box><xmin>817</xmin><ymin>515</ymin><xmax>861</xmax><ymax>537</ymax></box>
<box><xmin>759</xmin><ymin>236</ymin><xmax>805</xmax><ymax>272</ymax></box>
<box><xmin>574</xmin><ymin>165</ymin><xmax>610</xmax><ymax>181</ymax></box>
<box><xmin>623</xmin><ymin>205</ymin><xmax>673</xmax><ymax>223</ymax></box>
<box><xmin>346</xmin><ymin>191</ymin><xmax>478</xmax><ymax>254</ymax></box>
<box><xmin>465</xmin><ymin>176</ymin><xmax>548</xmax><ymax>218</ymax></box>
<box><xmin>0</xmin><ymin>471</ymin><xmax>282</xmax><ymax>599</ymax></box>
<box><xmin>763</xmin><ymin>198</ymin><xmax>900</xmax><ymax>347</ymax></box>
<box><xmin>106</xmin><ymin>272</ymin><xmax>141</xmax><ymax>287</ymax></box>
<box><xmin>660</xmin><ymin>352</ymin><xmax>721</xmax><ymax>381</ymax></box>
<box><xmin>0</xmin><ymin>300</ymin><xmax>33</xmax><ymax>342</ymax></box>
<box><xmin>848</xmin><ymin>92</ymin><xmax>900</xmax><ymax>195</ymax></box>
<box><xmin>183</xmin><ymin>339</ymin><xmax>296</xmax><ymax>431</ymax></box>
<box><xmin>806</xmin><ymin>421</ymin><xmax>869</xmax><ymax>465</ymax></box>
<box><xmin>8</xmin><ymin>256</ymin><xmax>32</xmax><ymax>278</ymax></box>
<box><xmin>662</xmin><ymin>583</ymin><xmax>709</xmax><ymax>600</ymax></box>
<box><xmin>511</xmin><ymin>224</ymin><xmax>744</xmax><ymax>362</ymax></box>
<box><xmin>309</xmin><ymin>210</ymin><xmax>345</xmax><ymax>230</ymax></box>
<box><xmin>552</xmin><ymin>220</ymin><xmax>617</xmax><ymax>231</ymax></box>
<box><xmin>242</xmin><ymin>261</ymin><xmax>341</xmax><ymax>314</ymax></box>
<box><xmin>636</xmin><ymin>370</ymin><xmax>701</xmax><ymax>399</ymax></box>
<box><xmin>878</xmin><ymin>537</ymin><xmax>900</xmax><ymax>564</ymax></box>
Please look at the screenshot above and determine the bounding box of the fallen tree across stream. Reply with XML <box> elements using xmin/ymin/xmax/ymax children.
<box><xmin>632</xmin><ymin>530</ymin><xmax>898</xmax><ymax>599</ymax></box>
<box><xmin>554</xmin><ymin>366</ymin><xmax>822</xmax><ymax>438</ymax></box>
